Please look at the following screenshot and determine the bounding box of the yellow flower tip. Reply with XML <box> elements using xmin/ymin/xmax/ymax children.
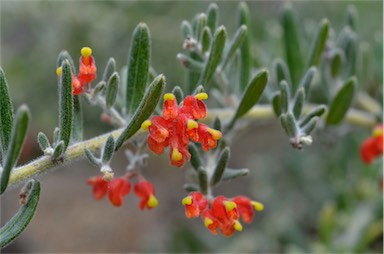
<box><xmin>56</xmin><ymin>67</ymin><xmax>62</xmax><ymax>77</ymax></box>
<box><xmin>223</xmin><ymin>201</ymin><xmax>237</xmax><ymax>211</ymax></box>
<box><xmin>373</xmin><ymin>126</ymin><xmax>383</xmax><ymax>137</ymax></box>
<box><xmin>204</xmin><ymin>218</ymin><xmax>213</xmax><ymax>228</ymax></box>
<box><xmin>102</xmin><ymin>171</ymin><xmax>114</xmax><ymax>181</ymax></box>
<box><xmin>233</xmin><ymin>220</ymin><xmax>243</xmax><ymax>232</ymax></box>
<box><xmin>182</xmin><ymin>196</ymin><xmax>192</xmax><ymax>206</ymax></box>
<box><xmin>163</xmin><ymin>93</ymin><xmax>175</xmax><ymax>101</ymax></box>
<box><xmin>141</xmin><ymin>120</ymin><xmax>152</xmax><ymax>130</ymax></box>
<box><xmin>147</xmin><ymin>194</ymin><xmax>159</xmax><ymax>208</ymax></box>
<box><xmin>81</xmin><ymin>47</ymin><xmax>92</xmax><ymax>57</ymax></box>
<box><xmin>187</xmin><ymin>120</ymin><xmax>198</xmax><ymax>130</ymax></box>
<box><xmin>171</xmin><ymin>147</ymin><xmax>183</xmax><ymax>162</ymax></box>
<box><xmin>207</xmin><ymin>128</ymin><xmax>222</xmax><ymax>140</ymax></box>
<box><xmin>195</xmin><ymin>92</ymin><xmax>208</xmax><ymax>100</ymax></box>
<box><xmin>251</xmin><ymin>201</ymin><xmax>264</xmax><ymax>211</ymax></box>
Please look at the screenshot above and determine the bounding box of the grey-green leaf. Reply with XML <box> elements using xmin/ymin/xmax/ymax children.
<box><xmin>71</xmin><ymin>95</ymin><xmax>83</xmax><ymax>142</ymax></box>
<box><xmin>102</xmin><ymin>135</ymin><xmax>115</xmax><ymax>164</ymax></box>
<box><xmin>221</xmin><ymin>25</ymin><xmax>247</xmax><ymax>70</ymax></box>
<box><xmin>298</xmin><ymin>67</ymin><xmax>317</xmax><ymax>98</ymax></box>
<box><xmin>115</xmin><ymin>74</ymin><xmax>165</xmax><ymax>151</ymax></box>
<box><xmin>201</xmin><ymin>27</ymin><xmax>212</xmax><ymax>54</ymax></box>
<box><xmin>330</xmin><ymin>49</ymin><xmax>343</xmax><ymax>78</ymax></box>
<box><xmin>326</xmin><ymin>77</ymin><xmax>357</xmax><ymax>125</ymax></box>
<box><xmin>106</xmin><ymin>72</ymin><xmax>119</xmax><ymax>108</ymax></box>
<box><xmin>188</xmin><ymin>143</ymin><xmax>202</xmax><ymax>171</ymax></box>
<box><xmin>199</xmin><ymin>26</ymin><xmax>226</xmax><ymax>87</ymax></box>
<box><xmin>307</xmin><ymin>19</ymin><xmax>330</xmax><ymax>68</ymax></box>
<box><xmin>172</xmin><ymin>86</ymin><xmax>184</xmax><ymax>103</ymax></box>
<box><xmin>0</xmin><ymin>68</ymin><xmax>14</xmax><ymax>153</ymax></box>
<box><xmin>84</xmin><ymin>148</ymin><xmax>100</xmax><ymax>167</ymax></box>
<box><xmin>58</xmin><ymin>60</ymin><xmax>73</xmax><ymax>149</ymax></box>
<box><xmin>272</xmin><ymin>92</ymin><xmax>282</xmax><ymax>116</ymax></box>
<box><xmin>1</xmin><ymin>105</ymin><xmax>30</xmax><ymax>194</ymax></box>
<box><xmin>181</xmin><ymin>20</ymin><xmax>193</xmax><ymax>40</ymax></box>
<box><xmin>206</xmin><ymin>3</ymin><xmax>219</xmax><ymax>32</ymax></box>
<box><xmin>177</xmin><ymin>53</ymin><xmax>204</xmax><ymax>73</ymax></box>
<box><xmin>280</xmin><ymin>80</ymin><xmax>290</xmax><ymax>114</ymax></box>
<box><xmin>210</xmin><ymin>147</ymin><xmax>230</xmax><ymax>186</ymax></box>
<box><xmin>301</xmin><ymin>116</ymin><xmax>319</xmax><ymax>135</ymax></box>
<box><xmin>274</xmin><ymin>58</ymin><xmax>292</xmax><ymax>89</ymax></box>
<box><xmin>292</xmin><ymin>88</ymin><xmax>305</xmax><ymax>119</ymax></box>
<box><xmin>299</xmin><ymin>105</ymin><xmax>326</xmax><ymax>127</ymax></box>
<box><xmin>238</xmin><ymin>2</ymin><xmax>252</xmax><ymax>90</ymax></box>
<box><xmin>282</xmin><ymin>4</ymin><xmax>304</xmax><ymax>85</ymax></box>
<box><xmin>53</xmin><ymin>141</ymin><xmax>65</xmax><ymax>159</ymax></box>
<box><xmin>56</xmin><ymin>50</ymin><xmax>76</xmax><ymax>74</ymax></box>
<box><xmin>37</xmin><ymin>132</ymin><xmax>50</xmax><ymax>152</ymax></box>
<box><xmin>198</xmin><ymin>167</ymin><xmax>208</xmax><ymax>195</ymax></box>
<box><xmin>102</xmin><ymin>58</ymin><xmax>116</xmax><ymax>83</ymax></box>
<box><xmin>126</xmin><ymin>23</ymin><xmax>151</xmax><ymax>115</ymax></box>
<box><xmin>183</xmin><ymin>183</ymin><xmax>200</xmax><ymax>193</ymax></box>
<box><xmin>222</xmin><ymin>168</ymin><xmax>249</xmax><ymax>181</ymax></box>
<box><xmin>0</xmin><ymin>179</ymin><xmax>40</xmax><ymax>248</ymax></box>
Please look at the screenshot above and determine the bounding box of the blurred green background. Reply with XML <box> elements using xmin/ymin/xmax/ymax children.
<box><xmin>1</xmin><ymin>1</ymin><xmax>382</xmax><ymax>253</ymax></box>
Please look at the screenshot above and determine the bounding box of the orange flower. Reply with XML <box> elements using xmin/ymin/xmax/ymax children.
<box><xmin>87</xmin><ymin>175</ymin><xmax>109</xmax><ymax>200</ymax></box>
<box><xmin>134</xmin><ymin>179</ymin><xmax>159</xmax><ymax>210</ymax></box>
<box><xmin>141</xmin><ymin>93</ymin><xmax>222</xmax><ymax>167</ymax></box>
<box><xmin>182</xmin><ymin>192</ymin><xmax>208</xmax><ymax>218</ymax></box>
<box><xmin>78</xmin><ymin>47</ymin><xmax>97</xmax><ymax>85</ymax></box>
<box><xmin>360</xmin><ymin>124</ymin><xmax>383</xmax><ymax>164</ymax></box>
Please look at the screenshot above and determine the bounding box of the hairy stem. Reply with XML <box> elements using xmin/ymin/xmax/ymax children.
<box><xmin>7</xmin><ymin>104</ymin><xmax>376</xmax><ymax>191</ymax></box>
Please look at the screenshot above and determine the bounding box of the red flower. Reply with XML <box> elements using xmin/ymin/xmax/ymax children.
<box><xmin>134</xmin><ymin>179</ymin><xmax>159</xmax><ymax>210</ymax></box>
<box><xmin>141</xmin><ymin>93</ymin><xmax>222</xmax><ymax>167</ymax></box>
<box><xmin>182</xmin><ymin>192</ymin><xmax>208</xmax><ymax>218</ymax></box>
<box><xmin>78</xmin><ymin>47</ymin><xmax>97</xmax><ymax>84</ymax></box>
<box><xmin>233</xmin><ymin>195</ymin><xmax>264</xmax><ymax>223</ymax></box>
<box><xmin>56</xmin><ymin>67</ymin><xmax>83</xmax><ymax>95</ymax></box>
<box><xmin>360</xmin><ymin>124</ymin><xmax>383</xmax><ymax>164</ymax></box>
<box><xmin>87</xmin><ymin>175</ymin><xmax>131</xmax><ymax>207</ymax></box>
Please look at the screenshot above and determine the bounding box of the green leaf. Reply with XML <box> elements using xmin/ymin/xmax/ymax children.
<box><xmin>326</xmin><ymin>77</ymin><xmax>357</xmax><ymax>125</ymax></box>
<box><xmin>222</xmin><ymin>168</ymin><xmax>249</xmax><ymax>181</ymax></box>
<box><xmin>115</xmin><ymin>74</ymin><xmax>165</xmax><ymax>151</ymax></box>
<box><xmin>198</xmin><ymin>167</ymin><xmax>208</xmax><ymax>195</ymax></box>
<box><xmin>102</xmin><ymin>57</ymin><xmax>116</xmax><ymax>83</ymax></box>
<box><xmin>71</xmin><ymin>95</ymin><xmax>83</xmax><ymax>142</ymax></box>
<box><xmin>84</xmin><ymin>148</ymin><xmax>100</xmax><ymax>167</ymax></box>
<box><xmin>195</xmin><ymin>13</ymin><xmax>206</xmax><ymax>42</ymax></box>
<box><xmin>238</xmin><ymin>2</ymin><xmax>252</xmax><ymax>90</ymax></box>
<box><xmin>58</xmin><ymin>60</ymin><xmax>73</xmax><ymax>149</ymax></box>
<box><xmin>281</xmin><ymin>3</ymin><xmax>304</xmax><ymax>85</ymax></box>
<box><xmin>106</xmin><ymin>72</ymin><xmax>119</xmax><ymax>108</ymax></box>
<box><xmin>272</xmin><ymin>92</ymin><xmax>282</xmax><ymax>116</ymax></box>
<box><xmin>102</xmin><ymin>135</ymin><xmax>115</xmax><ymax>165</ymax></box>
<box><xmin>172</xmin><ymin>86</ymin><xmax>184</xmax><ymax>104</ymax></box>
<box><xmin>210</xmin><ymin>147</ymin><xmax>230</xmax><ymax>186</ymax></box>
<box><xmin>193</xmin><ymin>85</ymin><xmax>205</xmax><ymax>95</ymax></box>
<box><xmin>0</xmin><ymin>179</ymin><xmax>40</xmax><ymax>248</ymax></box>
<box><xmin>53</xmin><ymin>127</ymin><xmax>60</xmax><ymax>145</ymax></box>
<box><xmin>306</xmin><ymin>19</ymin><xmax>330</xmax><ymax>68</ymax></box>
<box><xmin>177</xmin><ymin>53</ymin><xmax>204</xmax><ymax>73</ymax></box>
<box><xmin>199</xmin><ymin>26</ymin><xmax>226</xmax><ymax>87</ymax></box>
<box><xmin>298</xmin><ymin>67</ymin><xmax>316</xmax><ymax>98</ymax></box>
<box><xmin>56</xmin><ymin>50</ymin><xmax>76</xmax><ymax>74</ymax></box>
<box><xmin>274</xmin><ymin>58</ymin><xmax>292</xmax><ymax>89</ymax></box>
<box><xmin>206</xmin><ymin>3</ymin><xmax>219</xmax><ymax>33</ymax></box>
<box><xmin>183</xmin><ymin>183</ymin><xmax>200</xmax><ymax>193</ymax></box>
<box><xmin>187</xmin><ymin>52</ymin><xmax>202</xmax><ymax>93</ymax></box>
<box><xmin>301</xmin><ymin>116</ymin><xmax>319</xmax><ymax>135</ymax></box>
<box><xmin>37</xmin><ymin>132</ymin><xmax>51</xmax><ymax>152</ymax></box>
<box><xmin>292</xmin><ymin>88</ymin><xmax>305</xmax><ymax>119</ymax></box>
<box><xmin>201</xmin><ymin>27</ymin><xmax>212</xmax><ymax>54</ymax></box>
<box><xmin>299</xmin><ymin>105</ymin><xmax>326</xmax><ymax>127</ymax></box>
<box><xmin>221</xmin><ymin>25</ymin><xmax>247</xmax><ymax>70</ymax></box>
<box><xmin>213</xmin><ymin>115</ymin><xmax>222</xmax><ymax>132</ymax></box>
<box><xmin>180</xmin><ymin>20</ymin><xmax>193</xmax><ymax>40</ymax></box>
<box><xmin>53</xmin><ymin>141</ymin><xmax>65</xmax><ymax>159</ymax></box>
<box><xmin>0</xmin><ymin>68</ymin><xmax>14</xmax><ymax>153</ymax></box>
<box><xmin>280</xmin><ymin>112</ymin><xmax>297</xmax><ymax>137</ymax></box>
<box><xmin>228</xmin><ymin>69</ymin><xmax>269</xmax><ymax>129</ymax></box>
<box><xmin>279</xmin><ymin>80</ymin><xmax>290</xmax><ymax>114</ymax></box>
<box><xmin>346</xmin><ymin>5</ymin><xmax>358</xmax><ymax>31</ymax></box>
<box><xmin>330</xmin><ymin>49</ymin><xmax>344</xmax><ymax>78</ymax></box>
<box><xmin>188</xmin><ymin>143</ymin><xmax>202</xmax><ymax>171</ymax></box>
<box><xmin>1</xmin><ymin>105</ymin><xmax>30</xmax><ymax>194</ymax></box>
<box><xmin>126</xmin><ymin>23</ymin><xmax>151</xmax><ymax>115</ymax></box>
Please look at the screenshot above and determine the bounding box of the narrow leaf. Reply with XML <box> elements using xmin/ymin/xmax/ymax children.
<box><xmin>53</xmin><ymin>127</ymin><xmax>60</xmax><ymax>145</ymax></box>
<box><xmin>71</xmin><ymin>95</ymin><xmax>83</xmax><ymax>142</ymax></box>
<box><xmin>56</xmin><ymin>50</ymin><xmax>76</xmax><ymax>74</ymax></box>
<box><xmin>188</xmin><ymin>143</ymin><xmax>202</xmax><ymax>171</ymax></box>
<box><xmin>172</xmin><ymin>86</ymin><xmax>184</xmax><ymax>104</ymax></box>
<box><xmin>238</xmin><ymin>2</ymin><xmax>252</xmax><ymax>90</ymax></box>
<box><xmin>183</xmin><ymin>183</ymin><xmax>200</xmax><ymax>193</ymax></box>
<box><xmin>37</xmin><ymin>132</ymin><xmax>50</xmax><ymax>152</ymax></box>
<box><xmin>346</xmin><ymin>5</ymin><xmax>358</xmax><ymax>31</ymax></box>
<box><xmin>0</xmin><ymin>68</ymin><xmax>14</xmax><ymax>153</ymax></box>
<box><xmin>198</xmin><ymin>167</ymin><xmax>208</xmax><ymax>195</ymax></box>
<box><xmin>1</xmin><ymin>105</ymin><xmax>30</xmax><ymax>194</ymax></box>
<box><xmin>206</xmin><ymin>3</ymin><xmax>219</xmax><ymax>32</ymax></box>
<box><xmin>301</xmin><ymin>116</ymin><xmax>319</xmax><ymax>135</ymax></box>
<box><xmin>106</xmin><ymin>72</ymin><xmax>119</xmax><ymax>108</ymax></box>
<box><xmin>195</xmin><ymin>13</ymin><xmax>206</xmax><ymax>42</ymax></box>
<box><xmin>280</xmin><ymin>80</ymin><xmax>290</xmax><ymax>114</ymax></box>
<box><xmin>187</xmin><ymin>52</ymin><xmax>202</xmax><ymax>93</ymax></box>
<box><xmin>102</xmin><ymin>57</ymin><xmax>116</xmax><ymax>83</ymax></box>
<box><xmin>201</xmin><ymin>27</ymin><xmax>211</xmax><ymax>53</ymax></box>
<box><xmin>180</xmin><ymin>20</ymin><xmax>193</xmax><ymax>40</ymax></box>
<box><xmin>222</xmin><ymin>168</ymin><xmax>249</xmax><ymax>181</ymax></box>
<box><xmin>58</xmin><ymin>60</ymin><xmax>73</xmax><ymax>149</ymax></box>
<box><xmin>221</xmin><ymin>25</ymin><xmax>247</xmax><ymax>70</ymax></box>
<box><xmin>213</xmin><ymin>116</ymin><xmax>222</xmax><ymax>132</ymax></box>
<box><xmin>177</xmin><ymin>53</ymin><xmax>204</xmax><ymax>73</ymax></box>
<box><xmin>330</xmin><ymin>49</ymin><xmax>343</xmax><ymax>78</ymax></box>
<box><xmin>274</xmin><ymin>58</ymin><xmax>292</xmax><ymax>88</ymax></box>
<box><xmin>84</xmin><ymin>148</ymin><xmax>100</xmax><ymax>167</ymax></box>
<box><xmin>115</xmin><ymin>74</ymin><xmax>166</xmax><ymax>151</ymax></box>
<box><xmin>53</xmin><ymin>141</ymin><xmax>65</xmax><ymax>159</ymax></box>
<box><xmin>210</xmin><ymin>147</ymin><xmax>230</xmax><ymax>186</ymax></box>
<box><xmin>326</xmin><ymin>77</ymin><xmax>357</xmax><ymax>125</ymax></box>
<box><xmin>102</xmin><ymin>136</ymin><xmax>115</xmax><ymax>164</ymax></box>
<box><xmin>272</xmin><ymin>92</ymin><xmax>282</xmax><ymax>116</ymax></box>
<box><xmin>292</xmin><ymin>88</ymin><xmax>305</xmax><ymax>119</ymax></box>
<box><xmin>299</xmin><ymin>105</ymin><xmax>326</xmax><ymax>127</ymax></box>
<box><xmin>282</xmin><ymin>4</ymin><xmax>304</xmax><ymax>85</ymax></box>
<box><xmin>199</xmin><ymin>26</ymin><xmax>227</xmax><ymax>86</ymax></box>
<box><xmin>0</xmin><ymin>180</ymin><xmax>40</xmax><ymax>248</ymax></box>
<box><xmin>307</xmin><ymin>19</ymin><xmax>330</xmax><ymax>68</ymax></box>
<box><xmin>298</xmin><ymin>67</ymin><xmax>316</xmax><ymax>98</ymax></box>
<box><xmin>286</xmin><ymin>112</ymin><xmax>298</xmax><ymax>137</ymax></box>
<box><xmin>126</xmin><ymin>23</ymin><xmax>151</xmax><ymax>115</ymax></box>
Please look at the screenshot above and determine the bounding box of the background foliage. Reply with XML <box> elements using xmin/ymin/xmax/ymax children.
<box><xmin>1</xmin><ymin>1</ymin><xmax>382</xmax><ymax>253</ymax></box>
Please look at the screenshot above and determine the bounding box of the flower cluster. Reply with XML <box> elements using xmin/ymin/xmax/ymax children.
<box><xmin>182</xmin><ymin>192</ymin><xmax>264</xmax><ymax>237</ymax></box>
<box><xmin>87</xmin><ymin>175</ymin><xmax>158</xmax><ymax>209</ymax></box>
<box><xmin>141</xmin><ymin>93</ymin><xmax>222</xmax><ymax>167</ymax></box>
<box><xmin>360</xmin><ymin>124</ymin><xmax>383</xmax><ymax>165</ymax></box>
<box><xmin>56</xmin><ymin>47</ymin><xmax>97</xmax><ymax>95</ymax></box>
